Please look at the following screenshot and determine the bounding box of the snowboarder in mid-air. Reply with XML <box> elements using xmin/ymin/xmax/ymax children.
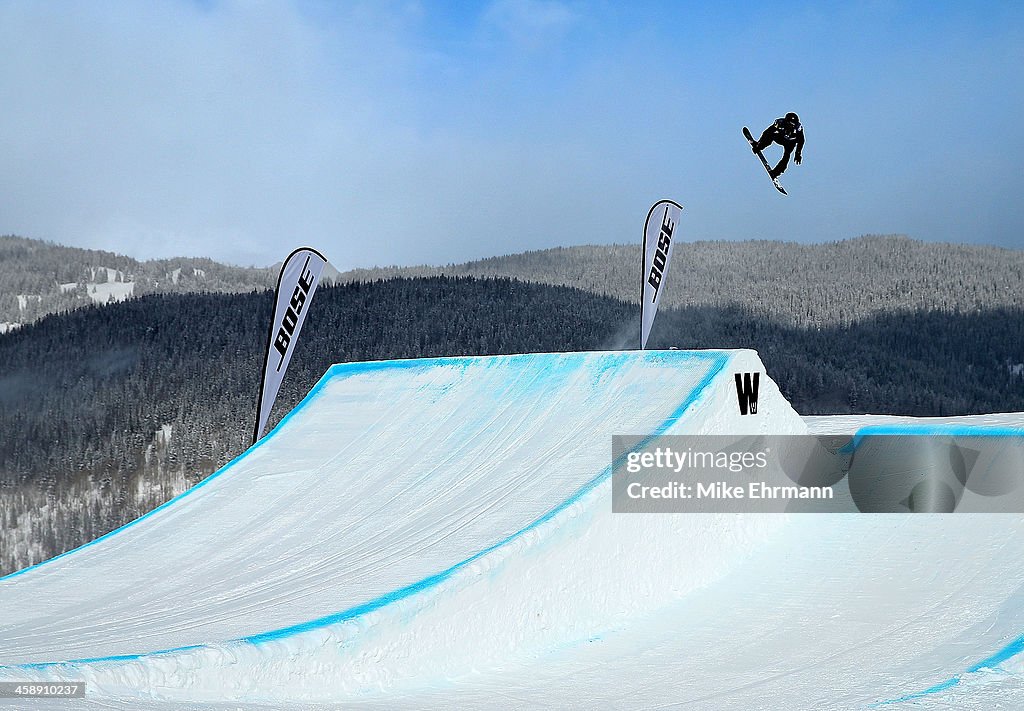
<box><xmin>750</xmin><ymin>112</ymin><xmax>804</xmax><ymax>180</ymax></box>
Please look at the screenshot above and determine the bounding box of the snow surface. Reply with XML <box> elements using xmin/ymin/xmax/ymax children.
<box><xmin>1</xmin><ymin>350</ymin><xmax>1022</xmax><ymax>709</ymax></box>
<box><xmin>15</xmin><ymin>294</ymin><xmax>40</xmax><ymax>310</ymax></box>
<box><xmin>86</xmin><ymin>281</ymin><xmax>134</xmax><ymax>304</ymax></box>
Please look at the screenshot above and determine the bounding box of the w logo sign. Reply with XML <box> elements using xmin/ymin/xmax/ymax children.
<box><xmin>734</xmin><ymin>373</ymin><xmax>760</xmax><ymax>415</ymax></box>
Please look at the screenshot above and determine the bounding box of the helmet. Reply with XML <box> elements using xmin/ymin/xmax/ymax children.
<box><xmin>785</xmin><ymin>112</ymin><xmax>800</xmax><ymax>124</ymax></box>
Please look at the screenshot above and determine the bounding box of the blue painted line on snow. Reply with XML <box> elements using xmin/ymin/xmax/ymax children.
<box><xmin>0</xmin><ymin>353</ymin><xmax>597</xmax><ymax>584</ymax></box>
<box><xmin>0</xmin><ymin>352</ymin><xmax>547</xmax><ymax>584</ymax></box>
<box><xmin>243</xmin><ymin>350</ymin><xmax>728</xmax><ymax>645</ymax></box>
<box><xmin>2</xmin><ymin>349</ymin><xmax>729</xmax><ymax>669</ymax></box>
<box><xmin>10</xmin><ymin>349</ymin><xmax>1024</xmax><ymax>701</ymax></box>
<box><xmin>966</xmin><ymin>633</ymin><xmax>1024</xmax><ymax>671</ymax></box>
<box><xmin>18</xmin><ymin>646</ymin><xmax>206</xmax><ymax>671</ymax></box>
<box><xmin>0</xmin><ymin>358</ymin><xmax>343</xmax><ymax>584</ymax></box>
<box><xmin>850</xmin><ymin>423</ymin><xmax>1024</xmax><ymax>704</ymax></box>
<box><xmin>846</xmin><ymin>424</ymin><xmax>1024</xmax><ymax>451</ymax></box>
<box><xmin>877</xmin><ymin>633</ymin><xmax>1024</xmax><ymax>706</ymax></box>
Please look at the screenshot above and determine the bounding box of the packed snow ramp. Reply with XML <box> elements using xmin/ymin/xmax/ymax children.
<box><xmin>1</xmin><ymin>350</ymin><xmax>1023</xmax><ymax>709</ymax></box>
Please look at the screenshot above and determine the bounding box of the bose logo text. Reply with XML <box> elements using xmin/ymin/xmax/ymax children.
<box><xmin>647</xmin><ymin>206</ymin><xmax>675</xmax><ymax>299</ymax></box>
<box><xmin>274</xmin><ymin>256</ymin><xmax>316</xmax><ymax>370</ymax></box>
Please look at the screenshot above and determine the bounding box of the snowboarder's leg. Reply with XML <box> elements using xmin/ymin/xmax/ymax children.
<box><xmin>753</xmin><ymin>127</ymin><xmax>776</xmax><ymax>152</ymax></box>
<box><xmin>770</xmin><ymin>141</ymin><xmax>795</xmax><ymax>179</ymax></box>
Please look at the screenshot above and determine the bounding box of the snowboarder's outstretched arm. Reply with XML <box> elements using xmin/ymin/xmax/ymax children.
<box><xmin>795</xmin><ymin>126</ymin><xmax>805</xmax><ymax>165</ymax></box>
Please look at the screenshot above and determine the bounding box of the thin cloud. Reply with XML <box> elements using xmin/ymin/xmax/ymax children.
<box><xmin>479</xmin><ymin>0</ymin><xmax>578</xmax><ymax>49</ymax></box>
<box><xmin>0</xmin><ymin>1</ymin><xmax>1020</xmax><ymax>269</ymax></box>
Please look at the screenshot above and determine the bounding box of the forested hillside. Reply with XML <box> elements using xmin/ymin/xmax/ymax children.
<box><xmin>5</xmin><ymin>234</ymin><xmax>1022</xmax><ymax>332</ymax></box>
<box><xmin>2</xmin><ymin>276</ymin><xmax>1023</xmax><ymax>575</ymax></box>
<box><xmin>0</xmin><ymin>235</ymin><xmax>274</xmax><ymax>329</ymax></box>
<box><xmin>339</xmin><ymin>235</ymin><xmax>1024</xmax><ymax>327</ymax></box>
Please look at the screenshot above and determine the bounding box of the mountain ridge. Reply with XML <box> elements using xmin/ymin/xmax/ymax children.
<box><xmin>3</xmin><ymin>233</ymin><xmax>1022</xmax><ymax>332</ymax></box>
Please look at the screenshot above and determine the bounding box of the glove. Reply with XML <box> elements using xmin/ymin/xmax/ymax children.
<box><xmin>795</xmin><ymin>154</ymin><xmax>802</xmax><ymax>165</ymax></box>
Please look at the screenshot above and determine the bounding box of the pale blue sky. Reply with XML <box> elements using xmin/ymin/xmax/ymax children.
<box><xmin>1</xmin><ymin>1</ymin><xmax>1021</xmax><ymax>268</ymax></box>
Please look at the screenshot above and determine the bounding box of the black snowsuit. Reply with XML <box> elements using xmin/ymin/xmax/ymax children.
<box><xmin>754</xmin><ymin>117</ymin><xmax>804</xmax><ymax>179</ymax></box>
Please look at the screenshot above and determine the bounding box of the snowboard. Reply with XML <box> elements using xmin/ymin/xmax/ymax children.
<box><xmin>743</xmin><ymin>127</ymin><xmax>787</xmax><ymax>195</ymax></box>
